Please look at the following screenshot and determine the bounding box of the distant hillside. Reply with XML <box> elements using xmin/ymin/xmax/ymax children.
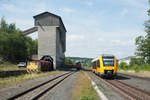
<box><xmin>68</xmin><ymin>57</ymin><xmax>93</xmax><ymax>67</ymax></box>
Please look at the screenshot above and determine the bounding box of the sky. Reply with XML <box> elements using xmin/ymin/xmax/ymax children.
<box><xmin>0</xmin><ymin>0</ymin><xmax>149</xmax><ymax>59</ymax></box>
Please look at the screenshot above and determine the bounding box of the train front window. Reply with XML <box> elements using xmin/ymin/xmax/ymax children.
<box><xmin>102</xmin><ymin>56</ymin><xmax>114</xmax><ymax>66</ymax></box>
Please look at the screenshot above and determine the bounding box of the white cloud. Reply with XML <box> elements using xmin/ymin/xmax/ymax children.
<box><xmin>85</xmin><ymin>1</ymin><xmax>94</xmax><ymax>6</ymax></box>
<box><xmin>67</xmin><ymin>34</ymin><xmax>85</xmax><ymax>41</ymax></box>
<box><xmin>120</xmin><ymin>8</ymin><xmax>128</xmax><ymax>16</ymax></box>
<box><xmin>111</xmin><ymin>40</ymin><xmax>133</xmax><ymax>46</ymax></box>
<box><xmin>6</xmin><ymin>18</ymin><xmax>33</xmax><ymax>30</ymax></box>
<box><xmin>1</xmin><ymin>1</ymin><xmax>49</xmax><ymax>15</ymax></box>
<box><xmin>98</xmin><ymin>38</ymin><xmax>104</xmax><ymax>41</ymax></box>
<box><xmin>61</xmin><ymin>8</ymin><xmax>74</xmax><ymax>13</ymax></box>
<box><xmin>1</xmin><ymin>4</ymin><xmax>24</xmax><ymax>13</ymax></box>
<box><xmin>31</xmin><ymin>2</ymin><xmax>47</xmax><ymax>14</ymax></box>
<box><xmin>66</xmin><ymin>23</ymin><xmax>144</xmax><ymax>58</ymax></box>
<box><xmin>117</xmin><ymin>0</ymin><xmax>148</xmax><ymax>9</ymax></box>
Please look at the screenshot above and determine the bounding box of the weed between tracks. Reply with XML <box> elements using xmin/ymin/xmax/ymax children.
<box><xmin>73</xmin><ymin>71</ymin><xmax>99</xmax><ymax>100</ymax></box>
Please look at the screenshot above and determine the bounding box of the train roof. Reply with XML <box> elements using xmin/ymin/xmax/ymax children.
<box><xmin>101</xmin><ymin>54</ymin><xmax>114</xmax><ymax>57</ymax></box>
<box><xmin>91</xmin><ymin>57</ymin><xmax>99</xmax><ymax>62</ymax></box>
<box><xmin>91</xmin><ymin>54</ymin><xmax>115</xmax><ymax>62</ymax></box>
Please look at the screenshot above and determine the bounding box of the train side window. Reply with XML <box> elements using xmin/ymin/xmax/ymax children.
<box><xmin>93</xmin><ymin>61</ymin><xmax>96</xmax><ymax>69</ymax></box>
<box><xmin>97</xmin><ymin>60</ymin><xmax>100</xmax><ymax>67</ymax></box>
<box><xmin>94</xmin><ymin>61</ymin><xmax>96</xmax><ymax>69</ymax></box>
<box><xmin>92</xmin><ymin>62</ymin><xmax>94</xmax><ymax>69</ymax></box>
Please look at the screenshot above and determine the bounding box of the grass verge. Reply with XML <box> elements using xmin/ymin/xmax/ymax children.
<box><xmin>119</xmin><ymin>69</ymin><xmax>150</xmax><ymax>77</ymax></box>
<box><xmin>0</xmin><ymin>71</ymin><xmax>62</xmax><ymax>87</ymax></box>
<box><xmin>0</xmin><ymin>62</ymin><xmax>63</xmax><ymax>87</ymax></box>
<box><xmin>119</xmin><ymin>62</ymin><xmax>150</xmax><ymax>73</ymax></box>
<box><xmin>73</xmin><ymin>71</ymin><xmax>99</xmax><ymax>100</ymax></box>
<box><xmin>0</xmin><ymin>62</ymin><xmax>25</xmax><ymax>71</ymax></box>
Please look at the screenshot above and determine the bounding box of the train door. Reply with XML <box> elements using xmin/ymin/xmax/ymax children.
<box><xmin>93</xmin><ymin>61</ymin><xmax>96</xmax><ymax>73</ymax></box>
<box><xmin>100</xmin><ymin>56</ymin><xmax>104</xmax><ymax>73</ymax></box>
<box><xmin>114</xmin><ymin>56</ymin><xmax>117</xmax><ymax>73</ymax></box>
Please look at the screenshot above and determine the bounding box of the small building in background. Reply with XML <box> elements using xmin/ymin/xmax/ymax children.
<box><xmin>118</xmin><ymin>56</ymin><xmax>135</xmax><ymax>65</ymax></box>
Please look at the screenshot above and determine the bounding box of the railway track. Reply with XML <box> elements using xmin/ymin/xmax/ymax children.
<box><xmin>90</xmin><ymin>72</ymin><xmax>150</xmax><ymax>100</ymax></box>
<box><xmin>7</xmin><ymin>71</ymin><xmax>76</xmax><ymax>100</ymax></box>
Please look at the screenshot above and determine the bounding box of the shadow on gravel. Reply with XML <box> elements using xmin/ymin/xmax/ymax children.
<box><xmin>56</xmin><ymin>67</ymin><xmax>79</xmax><ymax>72</ymax></box>
<box><xmin>115</xmin><ymin>75</ymin><xmax>130</xmax><ymax>80</ymax></box>
<box><xmin>0</xmin><ymin>70</ymin><xmax>27</xmax><ymax>78</ymax></box>
<box><xmin>96</xmin><ymin>75</ymin><xmax>130</xmax><ymax>80</ymax></box>
<box><xmin>82</xmin><ymin>68</ymin><xmax>91</xmax><ymax>72</ymax></box>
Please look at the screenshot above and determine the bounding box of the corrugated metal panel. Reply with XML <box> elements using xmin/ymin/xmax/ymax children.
<box><xmin>34</xmin><ymin>12</ymin><xmax>66</xmax><ymax>32</ymax></box>
<box><xmin>34</xmin><ymin>13</ymin><xmax>59</xmax><ymax>26</ymax></box>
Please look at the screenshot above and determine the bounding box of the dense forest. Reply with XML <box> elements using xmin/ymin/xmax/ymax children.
<box><xmin>0</xmin><ymin>18</ymin><xmax>38</xmax><ymax>63</ymax></box>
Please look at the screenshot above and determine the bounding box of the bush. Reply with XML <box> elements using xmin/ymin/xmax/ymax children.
<box><xmin>64</xmin><ymin>57</ymin><xmax>73</xmax><ymax>65</ymax></box>
<box><xmin>119</xmin><ymin>62</ymin><xmax>129</xmax><ymax>70</ymax></box>
<box><xmin>132</xmin><ymin>64</ymin><xmax>140</xmax><ymax>72</ymax></box>
<box><xmin>129</xmin><ymin>57</ymin><xmax>144</xmax><ymax>66</ymax></box>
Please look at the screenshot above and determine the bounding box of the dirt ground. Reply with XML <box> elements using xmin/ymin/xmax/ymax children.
<box><xmin>119</xmin><ymin>70</ymin><xmax>150</xmax><ymax>78</ymax></box>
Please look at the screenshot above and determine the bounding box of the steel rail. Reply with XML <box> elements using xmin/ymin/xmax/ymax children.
<box><xmin>90</xmin><ymin>72</ymin><xmax>150</xmax><ymax>100</ymax></box>
<box><xmin>7</xmin><ymin>71</ymin><xmax>75</xmax><ymax>100</ymax></box>
<box><xmin>32</xmin><ymin>72</ymin><xmax>75</xmax><ymax>100</ymax></box>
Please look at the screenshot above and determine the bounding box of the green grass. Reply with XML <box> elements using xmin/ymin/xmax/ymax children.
<box><xmin>0</xmin><ymin>71</ymin><xmax>62</xmax><ymax>87</ymax></box>
<box><xmin>0</xmin><ymin>61</ymin><xmax>24</xmax><ymax>71</ymax></box>
<box><xmin>80</xmin><ymin>95</ymin><xmax>95</xmax><ymax>100</ymax></box>
<box><xmin>119</xmin><ymin>63</ymin><xmax>150</xmax><ymax>73</ymax></box>
<box><xmin>73</xmin><ymin>71</ymin><xmax>99</xmax><ymax>100</ymax></box>
<box><xmin>0</xmin><ymin>61</ymin><xmax>62</xmax><ymax>87</ymax></box>
<box><xmin>80</xmin><ymin>87</ymin><xmax>98</xmax><ymax>100</ymax></box>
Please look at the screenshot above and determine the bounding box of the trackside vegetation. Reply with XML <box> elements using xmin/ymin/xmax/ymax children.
<box><xmin>73</xmin><ymin>71</ymin><xmax>99</xmax><ymax>100</ymax></box>
<box><xmin>119</xmin><ymin>62</ymin><xmax>150</xmax><ymax>73</ymax></box>
<box><xmin>0</xmin><ymin>18</ymin><xmax>38</xmax><ymax>63</ymax></box>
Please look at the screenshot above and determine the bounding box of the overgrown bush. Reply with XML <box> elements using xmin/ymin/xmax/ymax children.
<box><xmin>119</xmin><ymin>62</ymin><xmax>129</xmax><ymax>70</ymax></box>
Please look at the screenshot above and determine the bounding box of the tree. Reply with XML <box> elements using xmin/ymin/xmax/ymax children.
<box><xmin>135</xmin><ymin>0</ymin><xmax>150</xmax><ymax>64</ymax></box>
<box><xmin>0</xmin><ymin>18</ymin><xmax>38</xmax><ymax>63</ymax></box>
<box><xmin>64</xmin><ymin>57</ymin><xmax>73</xmax><ymax>65</ymax></box>
<box><xmin>119</xmin><ymin>62</ymin><xmax>129</xmax><ymax>70</ymax></box>
<box><xmin>129</xmin><ymin>57</ymin><xmax>143</xmax><ymax>66</ymax></box>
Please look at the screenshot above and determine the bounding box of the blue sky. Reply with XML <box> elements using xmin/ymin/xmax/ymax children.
<box><xmin>0</xmin><ymin>0</ymin><xmax>149</xmax><ymax>59</ymax></box>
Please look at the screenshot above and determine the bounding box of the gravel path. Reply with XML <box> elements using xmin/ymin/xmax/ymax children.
<box><xmin>0</xmin><ymin>71</ymin><xmax>68</xmax><ymax>100</ymax></box>
<box><xmin>87</xmin><ymin>72</ymin><xmax>124</xmax><ymax>100</ymax></box>
<box><xmin>117</xmin><ymin>74</ymin><xmax>150</xmax><ymax>93</ymax></box>
<box><xmin>39</xmin><ymin>71</ymin><xmax>79</xmax><ymax>100</ymax></box>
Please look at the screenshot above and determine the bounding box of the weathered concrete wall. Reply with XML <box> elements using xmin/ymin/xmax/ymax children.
<box><xmin>38</xmin><ymin>26</ymin><xmax>57</xmax><ymax>69</ymax></box>
<box><xmin>56</xmin><ymin>28</ymin><xmax>65</xmax><ymax>67</ymax></box>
